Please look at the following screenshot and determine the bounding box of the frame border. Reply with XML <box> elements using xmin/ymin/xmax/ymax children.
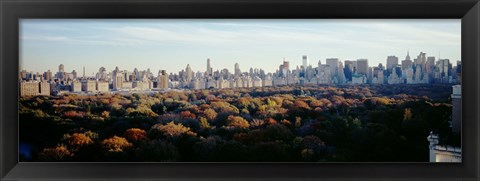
<box><xmin>1</xmin><ymin>0</ymin><xmax>479</xmax><ymax>180</ymax></box>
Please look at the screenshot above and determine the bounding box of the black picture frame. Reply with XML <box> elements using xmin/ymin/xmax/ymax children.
<box><xmin>1</xmin><ymin>0</ymin><xmax>479</xmax><ymax>180</ymax></box>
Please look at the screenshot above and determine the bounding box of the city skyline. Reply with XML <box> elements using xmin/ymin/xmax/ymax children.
<box><xmin>18</xmin><ymin>52</ymin><xmax>460</xmax><ymax>79</ymax></box>
<box><xmin>20</xmin><ymin>19</ymin><xmax>461</xmax><ymax>73</ymax></box>
<box><xmin>19</xmin><ymin>49</ymin><xmax>461</xmax><ymax>97</ymax></box>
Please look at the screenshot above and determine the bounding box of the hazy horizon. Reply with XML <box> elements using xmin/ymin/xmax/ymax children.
<box><xmin>20</xmin><ymin>19</ymin><xmax>461</xmax><ymax>75</ymax></box>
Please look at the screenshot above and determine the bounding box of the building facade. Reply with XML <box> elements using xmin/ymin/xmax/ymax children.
<box><xmin>451</xmin><ymin>85</ymin><xmax>461</xmax><ymax>133</ymax></box>
<box><xmin>20</xmin><ymin>81</ymin><xmax>39</xmax><ymax>96</ymax></box>
<box><xmin>158</xmin><ymin>70</ymin><xmax>169</xmax><ymax>89</ymax></box>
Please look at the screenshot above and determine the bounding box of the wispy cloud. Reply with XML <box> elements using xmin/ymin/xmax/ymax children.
<box><xmin>22</xmin><ymin>36</ymin><xmax>70</xmax><ymax>41</ymax></box>
<box><xmin>21</xmin><ymin>35</ymin><xmax>144</xmax><ymax>46</ymax></box>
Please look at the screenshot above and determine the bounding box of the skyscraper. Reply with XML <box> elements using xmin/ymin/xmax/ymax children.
<box><xmin>356</xmin><ymin>59</ymin><xmax>368</xmax><ymax>75</ymax></box>
<box><xmin>426</xmin><ymin>56</ymin><xmax>436</xmax><ymax>80</ymax></box>
<box><xmin>57</xmin><ymin>64</ymin><xmax>65</xmax><ymax>80</ymax></box>
<box><xmin>96</xmin><ymin>67</ymin><xmax>107</xmax><ymax>81</ymax></box>
<box><xmin>234</xmin><ymin>63</ymin><xmax>241</xmax><ymax>78</ymax></box>
<box><xmin>344</xmin><ymin>60</ymin><xmax>354</xmax><ymax>71</ymax></box>
<box><xmin>402</xmin><ymin>59</ymin><xmax>413</xmax><ymax>70</ymax></box>
<box><xmin>58</xmin><ymin>64</ymin><xmax>65</xmax><ymax>73</ymax></box>
<box><xmin>337</xmin><ymin>61</ymin><xmax>346</xmax><ymax>83</ymax></box>
<box><xmin>206</xmin><ymin>58</ymin><xmax>213</xmax><ymax>76</ymax></box>
<box><xmin>43</xmin><ymin>70</ymin><xmax>52</xmax><ymax>81</ymax></box>
<box><xmin>71</xmin><ymin>70</ymin><xmax>77</xmax><ymax>80</ymax></box>
<box><xmin>415</xmin><ymin>64</ymin><xmax>423</xmax><ymax>82</ymax></box>
<box><xmin>438</xmin><ymin>59</ymin><xmax>450</xmax><ymax>77</ymax></box>
<box><xmin>427</xmin><ymin>57</ymin><xmax>436</xmax><ymax>68</ymax></box>
<box><xmin>112</xmin><ymin>66</ymin><xmax>123</xmax><ymax>90</ymax></box>
<box><xmin>133</xmin><ymin>68</ymin><xmax>139</xmax><ymax>81</ymax></box>
<box><xmin>283</xmin><ymin>60</ymin><xmax>289</xmax><ymax>69</ymax></box>
<box><xmin>386</xmin><ymin>56</ymin><xmax>399</xmax><ymax>70</ymax></box>
<box><xmin>343</xmin><ymin>61</ymin><xmax>353</xmax><ymax>81</ymax></box>
<box><xmin>279</xmin><ymin>60</ymin><xmax>290</xmax><ymax>77</ymax></box>
<box><xmin>326</xmin><ymin>58</ymin><xmax>339</xmax><ymax>76</ymax></box>
<box><xmin>405</xmin><ymin>50</ymin><xmax>411</xmax><ymax>61</ymax></box>
<box><xmin>415</xmin><ymin>52</ymin><xmax>426</xmax><ymax>65</ymax></box>
<box><xmin>456</xmin><ymin>61</ymin><xmax>462</xmax><ymax>82</ymax></box>
<box><xmin>302</xmin><ymin>55</ymin><xmax>308</xmax><ymax>69</ymax></box>
<box><xmin>185</xmin><ymin>64</ymin><xmax>193</xmax><ymax>82</ymax></box>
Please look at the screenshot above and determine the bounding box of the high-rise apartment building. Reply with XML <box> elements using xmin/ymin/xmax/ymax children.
<box><xmin>81</xmin><ymin>80</ymin><xmax>97</xmax><ymax>92</ymax></box>
<box><xmin>39</xmin><ymin>82</ymin><xmax>50</xmax><ymax>96</ymax></box>
<box><xmin>20</xmin><ymin>81</ymin><xmax>39</xmax><ymax>96</ymax></box>
<box><xmin>158</xmin><ymin>70</ymin><xmax>169</xmax><ymax>89</ymax></box>
<box><xmin>122</xmin><ymin>81</ymin><xmax>133</xmax><ymax>89</ymax></box>
<box><xmin>20</xmin><ymin>81</ymin><xmax>49</xmax><ymax>96</ymax></box>
<box><xmin>96</xmin><ymin>81</ymin><xmax>109</xmax><ymax>92</ymax></box>
<box><xmin>96</xmin><ymin>67</ymin><xmax>108</xmax><ymax>81</ymax></box>
<box><xmin>451</xmin><ymin>85</ymin><xmax>461</xmax><ymax>133</ymax></box>
<box><xmin>71</xmin><ymin>81</ymin><xmax>82</xmax><ymax>92</ymax></box>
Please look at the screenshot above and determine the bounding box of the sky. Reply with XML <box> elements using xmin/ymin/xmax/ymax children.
<box><xmin>20</xmin><ymin>19</ymin><xmax>461</xmax><ymax>75</ymax></box>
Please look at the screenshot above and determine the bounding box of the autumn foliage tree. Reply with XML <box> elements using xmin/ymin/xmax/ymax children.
<box><xmin>37</xmin><ymin>145</ymin><xmax>73</xmax><ymax>161</ymax></box>
<box><xmin>150</xmin><ymin>122</ymin><xmax>195</xmax><ymax>138</ymax></box>
<box><xmin>63</xmin><ymin>110</ymin><xmax>85</xmax><ymax>119</ymax></box>
<box><xmin>101</xmin><ymin>136</ymin><xmax>133</xmax><ymax>153</ymax></box>
<box><xmin>203</xmin><ymin>108</ymin><xmax>217</xmax><ymax>120</ymax></box>
<box><xmin>20</xmin><ymin>84</ymin><xmax>455</xmax><ymax>162</ymax></box>
<box><xmin>66</xmin><ymin>133</ymin><xmax>93</xmax><ymax>149</ymax></box>
<box><xmin>180</xmin><ymin>110</ymin><xmax>196</xmax><ymax>119</ymax></box>
<box><xmin>124</xmin><ymin>128</ymin><xmax>147</xmax><ymax>142</ymax></box>
<box><xmin>226</xmin><ymin>115</ymin><xmax>250</xmax><ymax>129</ymax></box>
<box><xmin>294</xmin><ymin>100</ymin><xmax>311</xmax><ymax>110</ymax></box>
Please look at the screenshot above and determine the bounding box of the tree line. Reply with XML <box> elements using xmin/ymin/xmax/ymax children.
<box><xmin>19</xmin><ymin>84</ymin><xmax>458</xmax><ymax>162</ymax></box>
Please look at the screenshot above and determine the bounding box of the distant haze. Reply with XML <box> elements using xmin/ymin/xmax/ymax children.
<box><xmin>20</xmin><ymin>19</ymin><xmax>461</xmax><ymax>74</ymax></box>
